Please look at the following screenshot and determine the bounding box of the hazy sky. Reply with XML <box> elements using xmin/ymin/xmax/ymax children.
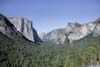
<box><xmin>0</xmin><ymin>0</ymin><xmax>100</xmax><ymax>33</ymax></box>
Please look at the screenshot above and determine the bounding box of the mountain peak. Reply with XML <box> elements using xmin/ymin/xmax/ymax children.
<box><xmin>42</xmin><ymin>18</ymin><xmax>100</xmax><ymax>44</ymax></box>
<box><xmin>67</xmin><ymin>22</ymin><xmax>81</xmax><ymax>27</ymax></box>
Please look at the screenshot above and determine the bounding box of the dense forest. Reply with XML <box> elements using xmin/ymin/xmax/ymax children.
<box><xmin>0</xmin><ymin>31</ymin><xmax>100</xmax><ymax>67</ymax></box>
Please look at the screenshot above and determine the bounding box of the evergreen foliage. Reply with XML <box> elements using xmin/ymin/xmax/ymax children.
<box><xmin>0</xmin><ymin>32</ymin><xmax>100</xmax><ymax>67</ymax></box>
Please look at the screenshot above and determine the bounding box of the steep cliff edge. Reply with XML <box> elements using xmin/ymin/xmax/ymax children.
<box><xmin>0</xmin><ymin>14</ymin><xmax>18</xmax><ymax>37</ymax></box>
<box><xmin>0</xmin><ymin>13</ymin><xmax>42</xmax><ymax>43</ymax></box>
<box><xmin>8</xmin><ymin>17</ymin><xmax>42</xmax><ymax>43</ymax></box>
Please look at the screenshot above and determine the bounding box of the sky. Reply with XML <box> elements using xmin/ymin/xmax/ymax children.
<box><xmin>0</xmin><ymin>0</ymin><xmax>100</xmax><ymax>33</ymax></box>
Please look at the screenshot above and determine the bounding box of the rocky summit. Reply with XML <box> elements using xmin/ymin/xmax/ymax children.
<box><xmin>42</xmin><ymin>18</ymin><xmax>100</xmax><ymax>44</ymax></box>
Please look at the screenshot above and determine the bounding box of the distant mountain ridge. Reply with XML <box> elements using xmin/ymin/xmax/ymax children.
<box><xmin>1</xmin><ymin>13</ymin><xmax>100</xmax><ymax>45</ymax></box>
<box><xmin>42</xmin><ymin>17</ymin><xmax>100</xmax><ymax>44</ymax></box>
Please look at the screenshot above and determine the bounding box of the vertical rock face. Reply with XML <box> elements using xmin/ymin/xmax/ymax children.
<box><xmin>8</xmin><ymin>17</ymin><xmax>34</xmax><ymax>41</ymax></box>
<box><xmin>8</xmin><ymin>17</ymin><xmax>42</xmax><ymax>43</ymax></box>
<box><xmin>43</xmin><ymin>18</ymin><xmax>100</xmax><ymax>44</ymax></box>
<box><xmin>0</xmin><ymin>13</ymin><xmax>42</xmax><ymax>43</ymax></box>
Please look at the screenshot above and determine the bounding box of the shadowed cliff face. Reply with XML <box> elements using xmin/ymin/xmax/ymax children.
<box><xmin>8</xmin><ymin>17</ymin><xmax>42</xmax><ymax>43</ymax></box>
<box><xmin>0</xmin><ymin>13</ymin><xmax>42</xmax><ymax>43</ymax></box>
<box><xmin>42</xmin><ymin>18</ymin><xmax>100</xmax><ymax>44</ymax></box>
<box><xmin>0</xmin><ymin>14</ymin><xmax>18</xmax><ymax>37</ymax></box>
<box><xmin>8</xmin><ymin>18</ymin><xmax>34</xmax><ymax>41</ymax></box>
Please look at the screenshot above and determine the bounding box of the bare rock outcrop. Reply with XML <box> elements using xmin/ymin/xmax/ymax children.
<box><xmin>0</xmin><ymin>14</ymin><xmax>42</xmax><ymax>43</ymax></box>
<box><xmin>8</xmin><ymin>17</ymin><xmax>42</xmax><ymax>43</ymax></box>
<box><xmin>43</xmin><ymin>18</ymin><xmax>100</xmax><ymax>44</ymax></box>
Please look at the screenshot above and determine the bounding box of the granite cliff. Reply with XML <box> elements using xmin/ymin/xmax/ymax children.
<box><xmin>8</xmin><ymin>17</ymin><xmax>42</xmax><ymax>43</ymax></box>
<box><xmin>0</xmin><ymin>14</ymin><xmax>19</xmax><ymax>37</ymax></box>
<box><xmin>0</xmin><ymin>14</ymin><xmax>42</xmax><ymax>43</ymax></box>
<box><xmin>42</xmin><ymin>18</ymin><xmax>100</xmax><ymax>44</ymax></box>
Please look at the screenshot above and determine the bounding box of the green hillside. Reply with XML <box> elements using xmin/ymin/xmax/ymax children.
<box><xmin>0</xmin><ymin>31</ymin><xmax>100</xmax><ymax>67</ymax></box>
